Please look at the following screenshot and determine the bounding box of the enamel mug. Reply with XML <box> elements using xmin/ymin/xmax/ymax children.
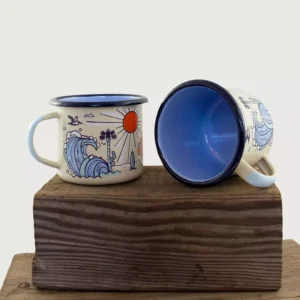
<box><xmin>28</xmin><ymin>94</ymin><xmax>148</xmax><ymax>185</ymax></box>
<box><xmin>155</xmin><ymin>80</ymin><xmax>275</xmax><ymax>188</ymax></box>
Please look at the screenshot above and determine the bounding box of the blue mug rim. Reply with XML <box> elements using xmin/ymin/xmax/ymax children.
<box><xmin>49</xmin><ymin>93</ymin><xmax>148</xmax><ymax>107</ymax></box>
<box><xmin>155</xmin><ymin>79</ymin><xmax>246</xmax><ymax>187</ymax></box>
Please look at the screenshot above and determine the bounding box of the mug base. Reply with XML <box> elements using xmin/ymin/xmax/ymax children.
<box><xmin>57</xmin><ymin>166</ymin><xmax>143</xmax><ymax>185</ymax></box>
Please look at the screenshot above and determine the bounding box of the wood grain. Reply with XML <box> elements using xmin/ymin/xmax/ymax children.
<box><xmin>1</xmin><ymin>241</ymin><xmax>299</xmax><ymax>300</ymax></box>
<box><xmin>32</xmin><ymin>166</ymin><xmax>282</xmax><ymax>291</ymax></box>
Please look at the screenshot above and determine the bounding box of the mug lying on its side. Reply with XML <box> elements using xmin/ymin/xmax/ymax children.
<box><xmin>28</xmin><ymin>94</ymin><xmax>148</xmax><ymax>185</ymax></box>
<box><xmin>155</xmin><ymin>80</ymin><xmax>275</xmax><ymax>188</ymax></box>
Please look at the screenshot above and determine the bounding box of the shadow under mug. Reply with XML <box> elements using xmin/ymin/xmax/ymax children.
<box><xmin>28</xmin><ymin>94</ymin><xmax>148</xmax><ymax>185</ymax></box>
<box><xmin>155</xmin><ymin>80</ymin><xmax>275</xmax><ymax>188</ymax></box>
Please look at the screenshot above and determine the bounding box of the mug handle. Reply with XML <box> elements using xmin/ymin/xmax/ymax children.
<box><xmin>28</xmin><ymin>112</ymin><xmax>60</xmax><ymax>169</ymax></box>
<box><xmin>235</xmin><ymin>156</ymin><xmax>276</xmax><ymax>188</ymax></box>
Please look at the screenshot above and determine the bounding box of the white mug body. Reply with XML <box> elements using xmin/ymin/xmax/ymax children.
<box><xmin>28</xmin><ymin>95</ymin><xmax>147</xmax><ymax>185</ymax></box>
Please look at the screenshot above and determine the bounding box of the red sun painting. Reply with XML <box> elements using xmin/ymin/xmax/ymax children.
<box><xmin>123</xmin><ymin>111</ymin><xmax>138</xmax><ymax>133</ymax></box>
<box><xmin>86</xmin><ymin>107</ymin><xmax>142</xmax><ymax>163</ymax></box>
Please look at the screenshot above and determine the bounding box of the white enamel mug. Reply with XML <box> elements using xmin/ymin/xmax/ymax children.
<box><xmin>155</xmin><ymin>80</ymin><xmax>275</xmax><ymax>188</ymax></box>
<box><xmin>28</xmin><ymin>94</ymin><xmax>147</xmax><ymax>185</ymax></box>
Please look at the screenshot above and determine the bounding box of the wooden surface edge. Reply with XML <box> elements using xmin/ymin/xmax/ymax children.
<box><xmin>34</xmin><ymin>166</ymin><xmax>282</xmax><ymax>200</ymax></box>
<box><xmin>0</xmin><ymin>240</ymin><xmax>299</xmax><ymax>300</ymax></box>
<box><xmin>0</xmin><ymin>254</ymin><xmax>33</xmax><ymax>300</ymax></box>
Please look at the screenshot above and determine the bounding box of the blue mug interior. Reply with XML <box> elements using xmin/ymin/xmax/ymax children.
<box><xmin>50</xmin><ymin>94</ymin><xmax>148</xmax><ymax>107</ymax></box>
<box><xmin>57</xmin><ymin>94</ymin><xmax>141</xmax><ymax>103</ymax></box>
<box><xmin>157</xmin><ymin>86</ymin><xmax>239</xmax><ymax>183</ymax></box>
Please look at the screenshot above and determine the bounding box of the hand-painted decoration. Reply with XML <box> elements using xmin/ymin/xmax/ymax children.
<box><xmin>130</xmin><ymin>151</ymin><xmax>136</xmax><ymax>170</ymax></box>
<box><xmin>84</xmin><ymin>113</ymin><xmax>94</xmax><ymax>118</ymax></box>
<box><xmin>238</xmin><ymin>96</ymin><xmax>273</xmax><ymax>150</ymax></box>
<box><xmin>63</xmin><ymin>106</ymin><xmax>142</xmax><ymax>179</ymax></box>
<box><xmin>86</xmin><ymin>107</ymin><xmax>142</xmax><ymax>163</ymax></box>
<box><xmin>68</xmin><ymin>115</ymin><xmax>83</xmax><ymax>126</ymax></box>
<box><xmin>99</xmin><ymin>129</ymin><xmax>117</xmax><ymax>172</ymax></box>
<box><xmin>245</xmin><ymin>127</ymin><xmax>250</xmax><ymax>144</ymax></box>
<box><xmin>238</xmin><ymin>96</ymin><xmax>251</xmax><ymax>109</ymax></box>
<box><xmin>252</xmin><ymin>102</ymin><xmax>273</xmax><ymax>150</ymax></box>
<box><xmin>64</xmin><ymin>130</ymin><xmax>120</xmax><ymax>178</ymax></box>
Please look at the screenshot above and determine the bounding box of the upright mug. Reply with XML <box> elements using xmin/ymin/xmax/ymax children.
<box><xmin>155</xmin><ymin>80</ymin><xmax>275</xmax><ymax>188</ymax></box>
<box><xmin>28</xmin><ymin>94</ymin><xmax>148</xmax><ymax>185</ymax></box>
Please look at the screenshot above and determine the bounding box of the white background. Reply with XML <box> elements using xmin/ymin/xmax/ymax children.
<box><xmin>0</xmin><ymin>0</ymin><xmax>299</xmax><ymax>287</ymax></box>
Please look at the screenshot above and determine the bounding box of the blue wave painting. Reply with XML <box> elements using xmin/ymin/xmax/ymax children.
<box><xmin>64</xmin><ymin>131</ymin><xmax>109</xmax><ymax>178</ymax></box>
<box><xmin>252</xmin><ymin>103</ymin><xmax>273</xmax><ymax>150</ymax></box>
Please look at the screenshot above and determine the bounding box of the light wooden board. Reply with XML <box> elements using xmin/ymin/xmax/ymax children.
<box><xmin>1</xmin><ymin>240</ymin><xmax>300</xmax><ymax>300</ymax></box>
<box><xmin>32</xmin><ymin>166</ymin><xmax>282</xmax><ymax>291</ymax></box>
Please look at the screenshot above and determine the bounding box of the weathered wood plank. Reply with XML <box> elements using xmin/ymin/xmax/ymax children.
<box><xmin>1</xmin><ymin>241</ymin><xmax>299</xmax><ymax>299</ymax></box>
<box><xmin>32</xmin><ymin>166</ymin><xmax>282</xmax><ymax>291</ymax></box>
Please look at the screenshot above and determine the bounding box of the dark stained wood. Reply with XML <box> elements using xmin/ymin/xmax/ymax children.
<box><xmin>32</xmin><ymin>166</ymin><xmax>282</xmax><ymax>291</ymax></box>
<box><xmin>1</xmin><ymin>240</ymin><xmax>299</xmax><ymax>299</ymax></box>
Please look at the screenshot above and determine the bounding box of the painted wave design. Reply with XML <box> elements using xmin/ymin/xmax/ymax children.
<box><xmin>258</xmin><ymin>102</ymin><xmax>273</xmax><ymax>130</ymax></box>
<box><xmin>253</xmin><ymin>103</ymin><xmax>273</xmax><ymax>150</ymax></box>
<box><xmin>64</xmin><ymin>135</ymin><xmax>109</xmax><ymax>178</ymax></box>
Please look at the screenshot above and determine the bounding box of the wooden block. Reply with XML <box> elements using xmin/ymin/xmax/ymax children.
<box><xmin>32</xmin><ymin>166</ymin><xmax>282</xmax><ymax>291</ymax></box>
<box><xmin>2</xmin><ymin>240</ymin><xmax>299</xmax><ymax>300</ymax></box>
